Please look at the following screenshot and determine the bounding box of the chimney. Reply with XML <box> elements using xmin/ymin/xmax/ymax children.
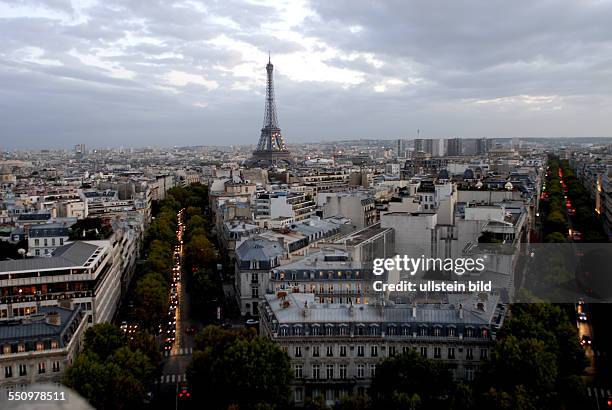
<box><xmin>45</xmin><ymin>311</ymin><xmax>61</xmax><ymax>326</ymax></box>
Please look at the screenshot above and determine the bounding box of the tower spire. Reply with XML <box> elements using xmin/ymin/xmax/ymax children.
<box><xmin>249</xmin><ymin>55</ymin><xmax>291</xmax><ymax>166</ymax></box>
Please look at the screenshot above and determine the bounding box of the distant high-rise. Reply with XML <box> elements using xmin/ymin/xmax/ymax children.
<box><xmin>414</xmin><ymin>138</ymin><xmax>445</xmax><ymax>156</ymax></box>
<box><xmin>397</xmin><ymin>139</ymin><xmax>407</xmax><ymax>157</ymax></box>
<box><xmin>249</xmin><ymin>55</ymin><xmax>291</xmax><ymax>166</ymax></box>
<box><xmin>446</xmin><ymin>138</ymin><xmax>462</xmax><ymax>156</ymax></box>
<box><xmin>74</xmin><ymin>144</ymin><xmax>85</xmax><ymax>159</ymax></box>
<box><xmin>475</xmin><ymin>138</ymin><xmax>491</xmax><ymax>155</ymax></box>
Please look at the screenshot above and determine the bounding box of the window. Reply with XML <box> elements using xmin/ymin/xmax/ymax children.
<box><xmin>52</xmin><ymin>361</ymin><xmax>60</xmax><ymax>372</ymax></box>
<box><xmin>480</xmin><ymin>348</ymin><xmax>488</xmax><ymax>360</ymax></box>
<box><xmin>312</xmin><ymin>364</ymin><xmax>320</xmax><ymax>380</ymax></box>
<box><xmin>420</xmin><ymin>347</ymin><xmax>427</xmax><ymax>358</ymax></box>
<box><xmin>389</xmin><ymin>346</ymin><xmax>396</xmax><ymax>356</ymax></box>
<box><xmin>294</xmin><ymin>346</ymin><xmax>302</xmax><ymax>357</ymax></box>
<box><xmin>35</xmin><ymin>249</ymin><xmax>40</xmax><ymax>256</ymax></box>
<box><xmin>357</xmin><ymin>345</ymin><xmax>364</xmax><ymax>357</ymax></box>
<box><xmin>251</xmin><ymin>273</ymin><xmax>258</xmax><ymax>283</ymax></box>
<box><xmin>18</xmin><ymin>364</ymin><xmax>27</xmax><ymax>376</ymax></box>
<box><xmin>17</xmin><ymin>344</ymin><xmax>25</xmax><ymax>353</ymax></box>
<box><xmin>465</xmin><ymin>367</ymin><xmax>474</xmax><ymax>381</ymax></box>
<box><xmin>419</xmin><ymin>327</ymin><xmax>427</xmax><ymax>336</ymax></box>
<box><xmin>3</xmin><ymin>345</ymin><xmax>10</xmax><ymax>354</ymax></box>
<box><xmin>448</xmin><ymin>327</ymin><xmax>456</xmax><ymax>337</ymax></box>
<box><xmin>295</xmin><ymin>387</ymin><xmax>303</xmax><ymax>402</ymax></box>
<box><xmin>251</xmin><ymin>287</ymin><xmax>259</xmax><ymax>298</ymax></box>
<box><xmin>339</xmin><ymin>326</ymin><xmax>348</xmax><ymax>335</ymax></box>
<box><xmin>370</xmin><ymin>345</ymin><xmax>378</xmax><ymax>357</ymax></box>
<box><xmin>339</xmin><ymin>365</ymin><xmax>347</xmax><ymax>379</ymax></box>
<box><xmin>434</xmin><ymin>347</ymin><xmax>441</xmax><ymax>358</ymax></box>
<box><xmin>339</xmin><ymin>345</ymin><xmax>347</xmax><ymax>357</ymax></box>
<box><xmin>466</xmin><ymin>348</ymin><xmax>474</xmax><ymax>360</ymax></box>
<box><xmin>52</xmin><ymin>238</ymin><xmax>56</xmax><ymax>246</ymax></box>
<box><xmin>357</xmin><ymin>364</ymin><xmax>365</xmax><ymax>378</ymax></box>
<box><xmin>312</xmin><ymin>346</ymin><xmax>320</xmax><ymax>357</ymax></box>
<box><xmin>38</xmin><ymin>362</ymin><xmax>46</xmax><ymax>374</ymax></box>
<box><xmin>448</xmin><ymin>347</ymin><xmax>456</xmax><ymax>359</ymax></box>
<box><xmin>311</xmin><ymin>326</ymin><xmax>321</xmax><ymax>336</ymax></box>
<box><xmin>465</xmin><ymin>328</ymin><xmax>474</xmax><ymax>338</ymax></box>
<box><xmin>433</xmin><ymin>327</ymin><xmax>441</xmax><ymax>337</ymax></box>
<box><xmin>369</xmin><ymin>364</ymin><xmax>376</xmax><ymax>378</ymax></box>
<box><xmin>280</xmin><ymin>327</ymin><xmax>288</xmax><ymax>336</ymax></box>
<box><xmin>35</xmin><ymin>239</ymin><xmax>39</xmax><ymax>246</ymax></box>
<box><xmin>60</xmin><ymin>238</ymin><xmax>64</xmax><ymax>245</ymax></box>
<box><xmin>5</xmin><ymin>366</ymin><xmax>13</xmax><ymax>378</ymax></box>
<box><xmin>44</xmin><ymin>239</ymin><xmax>48</xmax><ymax>246</ymax></box>
<box><xmin>402</xmin><ymin>346</ymin><xmax>410</xmax><ymax>354</ymax></box>
<box><xmin>36</xmin><ymin>342</ymin><xmax>44</xmax><ymax>351</ymax></box>
<box><xmin>51</xmin><ymin>340</ymin><xmax>59</xmax><ymax>349</ymax></box>
<box><xmin>326</xmin><ymin>364</ymin><xmax>334</xmax><ymax>379</ymax></box>
<box><xmin>326</xmin><ymin>389</ymin><xmax>334</xmax><ymax>402</ymax></box>
<box><xmin>326</xmin><ymin>345</ymin><xmax>333</xmax><ymax>357</ymax></box>
<box><xmin>295</xmin><ymin>365</ymin><xmax>303</xmax><ymax>379</ymax></box>
<box><xmin>326</xmin><ymin>326</ymin><xmax>334</xmax><ymax>336</ymax></box>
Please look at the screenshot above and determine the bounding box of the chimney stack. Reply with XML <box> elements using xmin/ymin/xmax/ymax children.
<box><xmin>45</xmin><ymin>311</ymin><xmax>61</xmax><ymax>326</ymax></box>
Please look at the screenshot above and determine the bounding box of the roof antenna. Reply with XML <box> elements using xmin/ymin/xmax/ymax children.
<box><xmin>268</xmin><ymin>51</ymin><xmax>271</xmax><ymax>64</ymax></box>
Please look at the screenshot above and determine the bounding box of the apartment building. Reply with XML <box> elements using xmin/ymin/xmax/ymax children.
<box><xmin>260</xmin><ymin>292</ymin><xmax>503</xmax><ymax>406</ymax></box>
<box><xmin>0</xmin><ymin>305</ymin><xmax>87</xmax><ymax>390</ymax></box>
<box><xmin>27</xmin><ymin>224</ymin><xmax>70</xmax><ymax>257</ymax></box>
<box><xmin>0</xmin><ymin>240</ymin><xmax>123</xmax><ymax>324</ymax></box>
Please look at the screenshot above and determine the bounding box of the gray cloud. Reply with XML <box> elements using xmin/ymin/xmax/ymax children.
<box><xmin>1</xmin><ymin>0</ymin><xmax>611</xmax><ymax>149</ymax></box>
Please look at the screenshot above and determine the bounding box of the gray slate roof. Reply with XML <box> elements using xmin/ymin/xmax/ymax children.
<box><xmin>236</xmin><ymin>238</ymin><xmax>284</xmax><ymax>262</ymax></box>
<box><xmin>29</xmin><ymin>223</ymin><xmax>70</xmax><ymax>238</ymax></box>
<box><xmin>0</xmin><ymin>241</ymin><xmax>100</xmax><ymax>274</ymax></box>
<box><xmin>0</xmin><ymin>306</ymin><xmax>82</xmax><ymax>345</ymax></box>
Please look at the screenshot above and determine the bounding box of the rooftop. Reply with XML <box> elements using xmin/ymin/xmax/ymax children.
<box><xmin>0</xmin><ymin>241</ymin><xmax>104</xmax><ymax>274</ymax></box>
<box><xmin>0</xmin><ymin>306</ymin><xmax>83</xmax><ymax>346</ymax></box>
<box><xmin>264</xmin><ymin>292</ymin><xmax>498</xmax><ymax>326</ymax></box>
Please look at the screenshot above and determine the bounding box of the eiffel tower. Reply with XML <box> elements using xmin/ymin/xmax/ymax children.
<box><xmin>249</xmin><ymin>55</ymin><xmax>292</xmax><ymax>166</ymax></box>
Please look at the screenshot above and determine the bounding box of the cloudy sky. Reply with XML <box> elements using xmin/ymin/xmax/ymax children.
<box><xmin>1</xmin><ymin>0</ymin><xmax>611</xmax><ymax>149</ymax></box>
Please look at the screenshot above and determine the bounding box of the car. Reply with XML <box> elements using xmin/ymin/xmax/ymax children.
<box><xmin>580</xmin><ymin>335</ymin><xmax>592</xmax><ymax>346</ymax></box>
<box><xmin>577</xmin><ymin>312</ymin><xmax>587</xmax><ymax>322</ymax></box>
<box><xmin>245</xmin><ymin>319</ymin><xmax>259</xmax><ymax>327</ymax></box>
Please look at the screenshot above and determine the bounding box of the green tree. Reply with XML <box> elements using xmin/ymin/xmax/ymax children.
<box><xmin>63</xmin><ymin>324</ymin><xmax>156</xmax><ymax>410</ymax></box>
<box><xmin>369</xmin><ymin>350</ymin><xmax>452</xmax><ymax>409</ymax></box>
<box><xmin>82</xmin><ymin>322</ymin><xmax>126</xmax><ymax>359</ymax></box>
<box><xmin>133</xmin><ymin>272</ymin><xmax>169</xmax><ymax>329</ymax></box>
<box><xmin>187</xmin><ymin>326</ymin><xmax>292</xmax><ymax>410</ymax></box>
<box><xmin>544</xmin><ymin>232</ymin><xmax>567</xmax><ymax>243</ymax></box>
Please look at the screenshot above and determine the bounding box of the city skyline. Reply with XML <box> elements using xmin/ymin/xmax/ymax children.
<box><xmin>1</xmin><ymin>0</ymin><xmax>612</xmax><ymax>149</ymax></box>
